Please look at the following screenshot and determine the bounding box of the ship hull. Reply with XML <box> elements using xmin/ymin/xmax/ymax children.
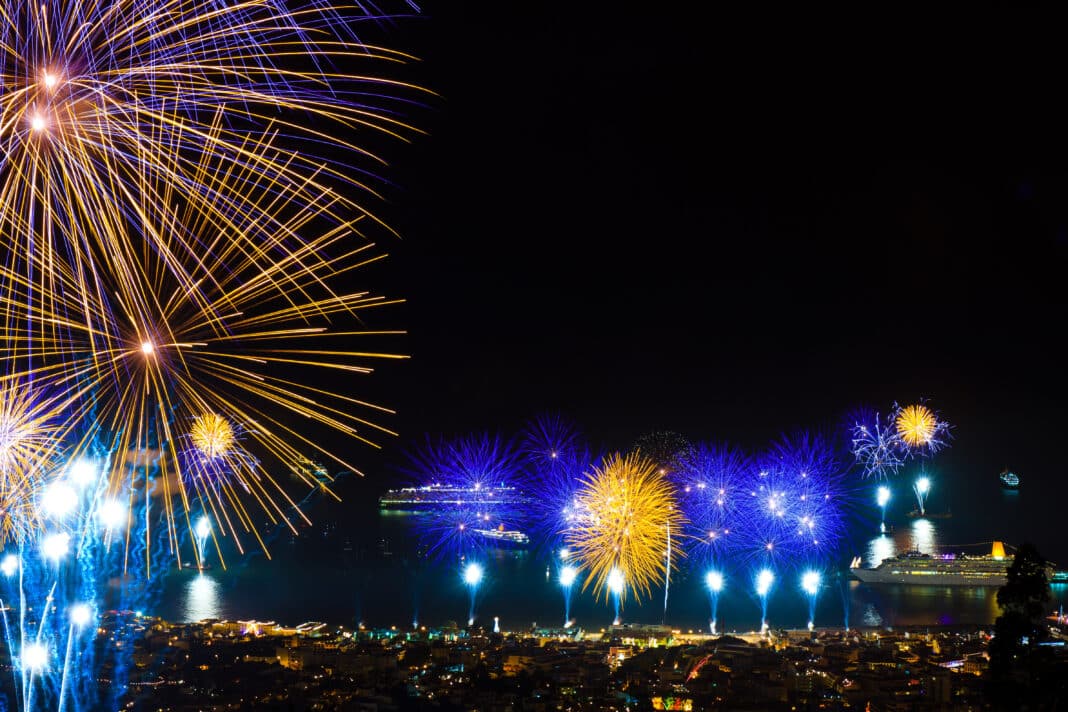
<box><xmin>852</xmin><ymin>568</ymin><xmax>1006</xmax><ymax>586</ymax></box>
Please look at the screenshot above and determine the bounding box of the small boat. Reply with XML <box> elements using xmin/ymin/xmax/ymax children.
<box><xmin>999</xmin><ymin>469</ymin><xmax>1020</xmax><ymax>489</ymax></box>
<box><xmin>906</xmin><ymin>509</ymin><xmax>952</xmax><ymax>519</ymax></box>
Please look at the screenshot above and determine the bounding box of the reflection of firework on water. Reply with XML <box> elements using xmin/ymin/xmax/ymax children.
<box><xmin>850</xmin><ymin>409</ymin><xmax>907</xmax><ymax>479</ymax></box>
<box><xmin>672</xmin><ymin>443</ymin><xmax>749</xmax><ymax>565</ymax></box>
<box><xmin>895</xmin><ymin>402</ymin><xmax>951</xmax><ymax>454</ymax></box>
<box><xmin>566</xmin><ymin>452</ymin><xmax>685</xmax><ymax>604</ymax></box>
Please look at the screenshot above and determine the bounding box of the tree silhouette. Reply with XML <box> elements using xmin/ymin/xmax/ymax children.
<box><xmin>987</xmin><ymin>542</ymin><xmax>1066</xmax><ymax>709</ymax></box>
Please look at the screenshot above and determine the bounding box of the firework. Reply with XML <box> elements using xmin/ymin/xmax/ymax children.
<box><xmin>521</xmin><ymin>414</ymin><xmax>591</xmax><ymax>551</ymax></box>
<box><xmin>672</xmin><ymin>443</ymin><xmax>749</xmax><ymax>566</ymax></box>
<box><xmin>559</xmin><ymin>562</ymin><xmax>580</xmax><ymax>628</ymax></box>
<box><xmin>0</xmin><ymin>381</ymin><xmax>64</xmax><ymax>487</ymax></box>
<box><xmin>0</xmin><ymin>475</ymin><xmax>40</xmax><ymax>547</ymax></box>
<box><xmin>755</xmin><ymin>567</ymin><xmax>775</xmax><ymax>633</ymax></box>
<box><xmin>895</xmin><ymin>402</ymin><xmax>951</xmax><ymax>454</ymax></box>
<box><xmin>521</xmin><ymin>413</ymin><xmax>584</xmax><ymax>470</ymax></box>
<box><xmin>630</xmin><ymin>431</ymin><xmax>694</xmax><ymax>474</ymax></box>
<box><xmin>565</xmin><ymin>451</ymin><xmax>685</xmax><ymax>605</ymax></box>
<box><xmin>913</xmin><ymin>474</ymin><xmax>931</xmax><ymax>515</ymax></box>
<box><xmin>705</xmin><ymin>569</ymin><xmax>724</xmax><ymax>634</ymax></box>
<box><xmin>850</xmin><ymin>409</ymin><xmax>907</xmax><ymax>479</ymax></box>
<box><xmin>801</xmin><ymin>569</ymin><xmax>821</xmax><ymax>631</ymax></box>
<box><xmin>0</xmin><ymin>0</ymin><xmax>426</xmax><ymax>321</ymax></box>
<box><xmin>462</xmin><ymin>562</ymin><xmax>483</xmax><ymax>626</ymax></box>
<box><xmin>0</xmin><ymin>178</ymin><xmax>407</xmax><ymax>567</ymax></box>
<box><xmin>406</xmin><ymin>434</ymin><xmax>527</xmax><ymax>560</ymax></box>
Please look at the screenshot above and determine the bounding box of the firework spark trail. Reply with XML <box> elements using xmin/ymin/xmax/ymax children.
<box><xmin>850</xmin><ymin>409</ymin><xmax>907</xmax><ymax>480</ymax></box>
<box><xmin>0</xmin><ymin>0</ymin><xmax>428</xmax><ymax>321</ymax></box>
<box><xmin>566</xmin><ymin>451</ymin><xmax>685</xmax><ymax>606</ymax></box>
<box><xmin>0</xmin><ymin>182</ymin><xmax>408</xmax><ymax>567</ymax></box>
<box><xmin>895</xmin><ymin>402</ymin><xmax>952</xmax><ymax>455</ymax></box>
<box><xmin>672</xmin><ymin>443</ymin><xmax>749</xmax><ymax>566</ymax></box>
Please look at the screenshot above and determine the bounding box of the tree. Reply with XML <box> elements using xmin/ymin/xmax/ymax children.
<box><xmin>987</xmin><ymin>542</ymin><xmax>1062</xmax><ymax>709</ymax></box>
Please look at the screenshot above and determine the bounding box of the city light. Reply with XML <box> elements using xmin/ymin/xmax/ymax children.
<box><xmin>41</xmin><ymin>481</ymin><xmax>78</xmax><ymax>518</ymax></box>
<box><xmin>705</xmin><ymin>570</ymin><xmax>724</xmax><ymax>593</ymax></box>
<box><xmin>559</xmin><ymin>565</ymin><xmax>578</xmax><ymax>588</ymax></box>
<box><xmin>1</xmin><ymin>553</ymin><xmax>18</xmax><ymax>577</ymax></box>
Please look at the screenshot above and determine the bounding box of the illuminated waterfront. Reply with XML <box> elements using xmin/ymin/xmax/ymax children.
<box><xmin>156</xmin><ymin>482</ymin><xmax>1068</xmax><ymax>631</ymax></box>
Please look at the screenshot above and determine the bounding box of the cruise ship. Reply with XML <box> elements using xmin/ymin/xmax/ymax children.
<box><xmin>472</xmin><ymin>525</ymin><xmax>531</xmax><ymax>548</ymax></box>
<box><xmin>378</xmin><ymin>483</ymin><xmax>529</xmax><ymax>509</ymax></box>
<box><xmin>851</xmin><ymin>541</ymin><xmax>1044</xmax><ymax>586</ymax></box>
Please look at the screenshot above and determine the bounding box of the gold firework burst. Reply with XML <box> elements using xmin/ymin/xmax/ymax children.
<box><xmin>565</xmin><ymin>451</ymin><xmax>685</xmax><ymax>604</ymax></box>
<box><xmin>896</xmin><ymin>404</ymin><xmax>938</xmax><ymax>447</ymax></box>
<box><xmin>0</xmin><ymin>475</ymin><xmax>40</xmax><ymax>547</ymax></box>
<box><xmin>191</xmin><ymin>414</ymin><xmax>235</xmax><ymax>460</ymax></box>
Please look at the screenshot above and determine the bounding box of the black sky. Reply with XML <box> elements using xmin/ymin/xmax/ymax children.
<box><xmin>354</xmin><ymin>6</ymin><xmax>1068</xmax><ymax>485</ymax></box>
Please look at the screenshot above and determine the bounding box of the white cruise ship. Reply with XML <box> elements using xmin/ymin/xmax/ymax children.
<box><xmin>851</xmin><ymin>541</ymin><xmax>1033</xmax><ymax>586</ymax></box>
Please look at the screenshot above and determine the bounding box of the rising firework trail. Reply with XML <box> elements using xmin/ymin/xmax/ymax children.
<box><xmin>559</xmin><ymin>561</ymin><xmax>579</xmax><ymax>628</ymax></box>
<box><xmin>462</xmin><ymin>562</ymin><xmax>483</xmax><ymax>627</ymax></box>
<box><xmin>705</xmin><ymin>569</ymin><xmax>724</xmax><ymax>635</ymax></box>
<box><xmin>913</xmin><ymin>474</ymin><xmax>931</xmax><ymax>516</ymax></box>
<box><xmin>801</xmin><ymin>570</ymin><xmax>821</xmax><ymax>631</ymax></box>
<box><xmin>755</xmin><ymin>568</ymin><xmax>774</xmax><ymax>635</ymax></box>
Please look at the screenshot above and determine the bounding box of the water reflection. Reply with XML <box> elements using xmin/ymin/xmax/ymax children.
<box><xmin>866</xmin><ymin>518</ymin><xmax>940</xmax><ymax>568</ymax></box>
<box><xmin>184</xmin><ymin>574</ymin><xmax>221</xmax><ymax>622</ymax></box>
<box><xmin>867</xmin><ymin>535</ymin><xmax>896</xmax><ymax>567</ymax></box>
<box><xmin>910</xmin><ymin>519</ymin><xmax>935</xmax><ymax>553</ymax></box>
<box><xmin>851</xmin><ymin>583</ymin><xmax>1000</xmax><ymax>627</ymax></box>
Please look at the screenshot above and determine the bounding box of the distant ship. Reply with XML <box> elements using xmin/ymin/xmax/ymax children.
<box><xmin>851</xmin><ymin>541</ymin><xmax>1043</xmax><ymax>586</ymax></box>
<box><xmin>472</xmin><ymin>524</ymin><xmax>530</xmax><ymax>548</ymax></box>
<box><xmin>378</xmin><ymin>483</ymin><xmax>529</xmax><ymax>509</ymax></box>
<box><xmin>999</xmin><ymin>469</ymin><xmax>1020</xmax><ymax>489</ymax></box>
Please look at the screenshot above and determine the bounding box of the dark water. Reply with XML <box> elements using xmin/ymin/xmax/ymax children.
<box><xmin>153</xmin><ymin>475</ymin><xmax>1068</xmax><ymax>632</ymax></box>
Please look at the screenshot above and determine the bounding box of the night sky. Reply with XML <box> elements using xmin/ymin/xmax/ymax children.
<box><xmin>355</xmin><ymin>6</ymin><xmax>1068</xmax><ymax>488</ymax></box>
